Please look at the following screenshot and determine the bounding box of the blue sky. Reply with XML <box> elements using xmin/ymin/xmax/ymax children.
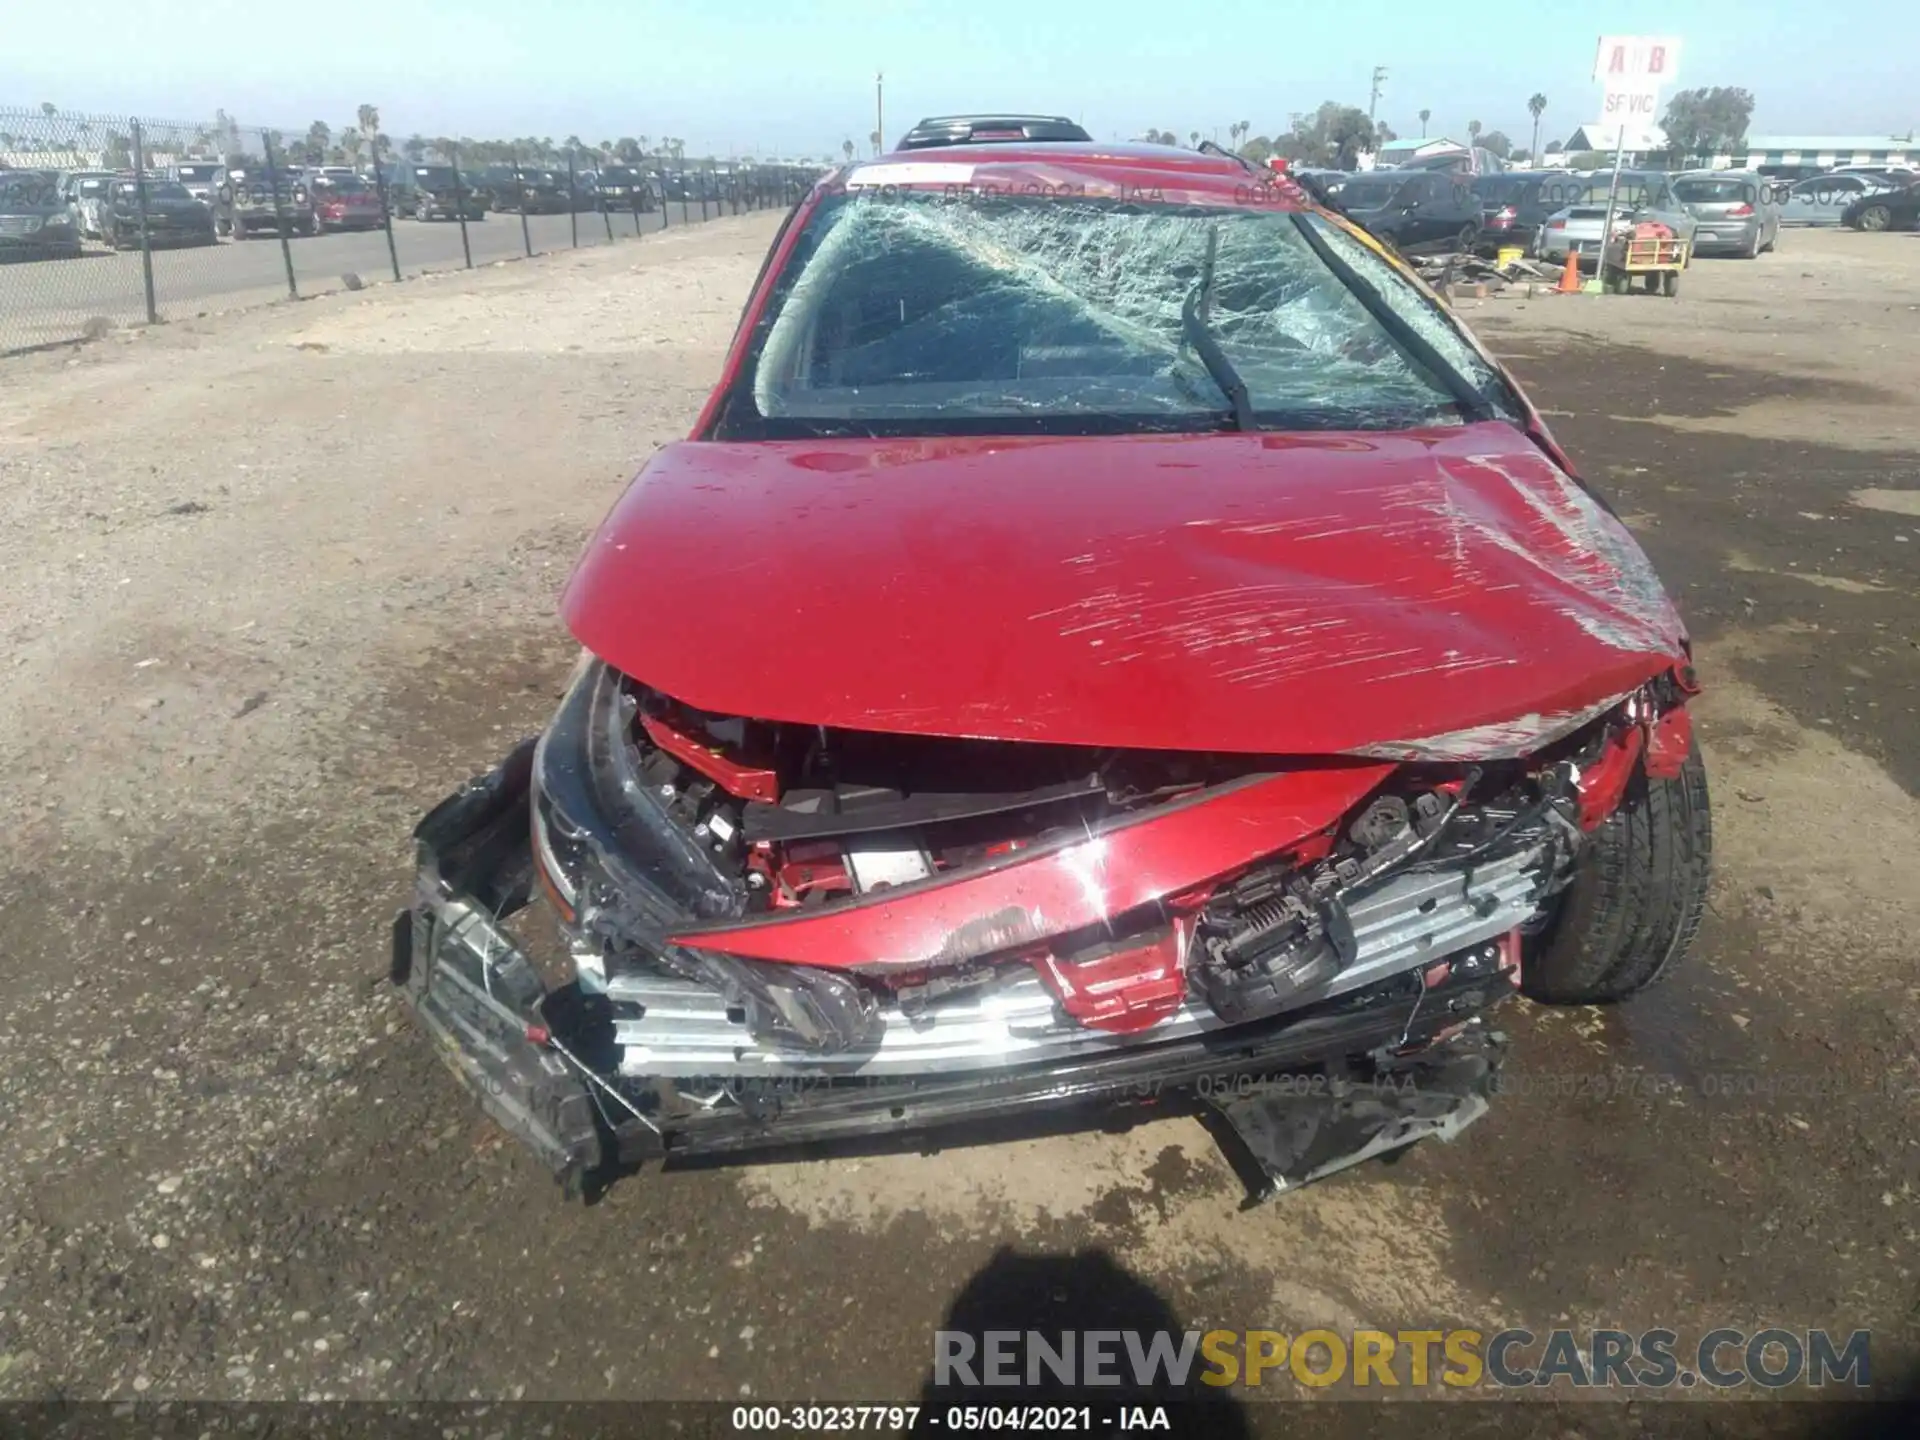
<box><xmin>3</xmin><ymin>0</ymin><xmax>1914</xmax><ymax>157</ymax></box>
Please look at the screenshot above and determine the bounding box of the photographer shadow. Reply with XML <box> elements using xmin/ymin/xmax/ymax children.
<box><xmin>907</xmin><ymin>1246</ymin><xmax>1251</xmax><ymax>1437</ymax></box>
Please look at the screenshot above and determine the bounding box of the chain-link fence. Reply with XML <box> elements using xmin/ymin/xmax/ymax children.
<box><xmin>0</xmin><ymin>106</ymin><xmax>823</xmax><ymax>355</ymax></box>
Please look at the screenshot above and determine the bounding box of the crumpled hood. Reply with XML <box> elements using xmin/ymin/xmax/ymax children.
<box><xmin>561</xmin><ymin>425</ymin><xmax>1686</xmax><ymax>758</ymax></box>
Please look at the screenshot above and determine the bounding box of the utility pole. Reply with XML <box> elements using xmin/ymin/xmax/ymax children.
<box><xmin>875</xmin><ymin>72</ymin><xmax>885</xmax><ymax>156</ymax></box>
<box><xmin>1368</xmin><ymin>66</ymin><xmax>1388</xmax><ymax>125</ymax></box>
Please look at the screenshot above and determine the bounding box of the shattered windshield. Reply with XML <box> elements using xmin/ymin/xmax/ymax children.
<box><xmin>734</xmin><ymin>191</ymin><xmax>1480</xmax><ymax>435</ymax></box>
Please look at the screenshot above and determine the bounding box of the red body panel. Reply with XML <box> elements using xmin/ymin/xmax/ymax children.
<box><xmin>639</xmin><ymin>712</ymin><xmax>780</xmax><ymax>802</ymax></box>
<box><xmin>670</xmin><ymin>764</ymin><xmax>1392</xmax><ymax>969</ymax></box>
<box><xmin>562</xmin><ymin>427</ymin><xmax>1684</xmax><ymax>756</ymax></box>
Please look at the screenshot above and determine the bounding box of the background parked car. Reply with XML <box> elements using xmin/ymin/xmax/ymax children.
<box><xmin>210</xmin><ymin>164</ymin><xmax>315</xmax><ymax>239</ymax></box>
<box><xmin>1470</xmin><ymin>171</ymin><xmax>1561</xmax><ymax>255</ymax></box>
<box><xmin>167</xmin><ymin>160</ymin><xmax>225</xmax><ymax>204</ymax></box>
<box><xmin>1670</xmin><ymin>170</ymin><xmax>1780</xmax><ymax>257</ymax></box>
<box><xmin>480</xmin><ymin>165</ymin><xmax>567</xmax><ymax>214</ymax></box>
<box><xmin>402</xmin><ymin>164</ymin><xmax>487</xmax><ymax>221</ymax></box>
<box><xmin>1536</xmin><ymin>174</ymin><xmax>1698</xmax><ymax>269</ymax></box>
<box><xmin>591</xmin><ymin>164</ymin><xmax>655</xmax><ymax>213</ymax></box>
<box><xmin>101</xmin><ymin>178</ymin><xmax>218</xmax><ymax>248</ymax></box>
<box><xmin>60</xmin><ymin>169</ymin><xmax>119</xmax><ymax>239</ymax></box>
<box><xmin>1331</xmin><ymin>169</ymin><xmax>1481</xmax><ymax>255</ymax></box>
<box><xmin>1782</xmin><ymin>173</ymin><xmax>1898</xmax><ymax>226</ymax></box>
<box><xmin>1755</xmin><ymin>161</ymin><xmax>1831</xmax><ymax>184</ymax></box>
<box><xmin>1394</xmin><ymin>145</ymin><xmax>1512</xmax><ymax>177</ymax></box>
<box><xmin>1831</xmin><ymin>164</ymin><xmax>1920</xmax><ymax>188</ymax></box>
<box><xmin>0</xmin><ymin>169</ymin><xmax>82</xmax><ymax>260</ymax></box>
<box><xmin>1842</xmin><ymin>180</ymin><xmax>1920</xmax><ymax>232</ymax></box>
<box><xmin>305</xmin><ymin>173</ymin><xmax>386</xmax><ymax>232</ymax></box>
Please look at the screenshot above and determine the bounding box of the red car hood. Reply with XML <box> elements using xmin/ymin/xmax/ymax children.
<box><xmin>561</xmin><ymin>425</ymin><xmax>1686</xmax><ymax>758</ymax></box>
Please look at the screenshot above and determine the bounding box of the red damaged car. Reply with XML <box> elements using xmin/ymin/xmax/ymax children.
<box><xmin>393</xmin><ymin>136</ymin><xmax>1710</xmax><ymax>1202</ymax></box>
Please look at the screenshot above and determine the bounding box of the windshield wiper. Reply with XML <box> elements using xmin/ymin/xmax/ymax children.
<box><xmin>1287</xmin><ymin>211</ymin><xmax>1504</xmax><ymax>425</ymax></box>
<box><xmin>1179</xmin><ymin>225</ymin><xmax>1256</xmax><ymax>431</ymax></box>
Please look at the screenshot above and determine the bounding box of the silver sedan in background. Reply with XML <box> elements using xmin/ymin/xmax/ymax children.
<box><xmin>1534</xmin><ymin>173</ymin><xmax>1699</xmax><ymax>269</ymax></box>
<box><xmin>1671</xmin><ymin>170</ymin><xmax>1780</xmax><ymax>257</ymax></box>
<box><xmin>1781</xmin><ymin>173</ymin><xmax>1900</xmax><ymax>226</ymax></box>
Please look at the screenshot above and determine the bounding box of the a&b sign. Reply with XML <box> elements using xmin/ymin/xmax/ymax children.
<box><xmin>1591</xmin><ymin>34</ymin><xmax>1682</xmax><ymax>149</ymax></box>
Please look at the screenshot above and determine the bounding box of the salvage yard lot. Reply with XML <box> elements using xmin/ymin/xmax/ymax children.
<box><xmin>0</xmin><ymin>213</ymin><xmax>1916</xmax><ymax>1424</ymax></box>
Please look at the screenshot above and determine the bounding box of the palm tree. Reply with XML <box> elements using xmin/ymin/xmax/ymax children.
<box><xmin>356</xmin><ymin>104</ymin><xmax>380</xmax><ymax>140</ymax></box>
<box><xmin>339</xmin><ymin>127</ymin><xmax>364</xmax><ymax>165</ymax></box>
<box><xmin>1189</xmin><ymin>129</ymin><xmax>1200</xmax><ymax>148</ymax></box>
<box><xmin>1527</xmin><ymin>94</ymin><xmax>1547</xmax><ymax>165</ymax></box>
<box><xmin>1467</xmin><ymin>119</ymin><xmax>1482</xmax><ymax>146</ymax></box>
<box><xmin>842</xmin><ymin>137</ymin><xmax>855</xmax><ymax>162</ymax></box>
<box><xmin>1418</xmin><ymin>108</ymin><xmax>1431</xmax><ymax>138</ymax></box>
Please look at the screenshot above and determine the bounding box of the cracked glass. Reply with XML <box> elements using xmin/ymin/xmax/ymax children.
<box><xmin>735</xmin><ymin>191</ymin><xmax>1478</xmax><ymax>434</ymax></box>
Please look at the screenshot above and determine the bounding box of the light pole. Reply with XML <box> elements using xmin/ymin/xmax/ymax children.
<box><xmin>875</xmin><ymin>72</ymin><xmax>885</xmax><ymax>156</ymax></box>
<box><xmin>1368</xmin><ymin>66</ymin><xmax>1387</xmax><ymax>125</ymax></box>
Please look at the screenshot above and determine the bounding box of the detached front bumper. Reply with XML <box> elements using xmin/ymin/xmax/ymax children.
<box><xmin>394</xmin><ymin>744</ymin><xmax>1519</xmax><ymax>1200</ymax></box>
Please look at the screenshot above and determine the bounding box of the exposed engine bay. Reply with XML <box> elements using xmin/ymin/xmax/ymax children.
<box><xmin>393</xmin><ymin>655</ymin><xmax>1695</xmax><ymax>1201</ymax></box>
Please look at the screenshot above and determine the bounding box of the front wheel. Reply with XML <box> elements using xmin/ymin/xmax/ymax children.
<box><xmin>1523</xmin><ymin>738</ymin><xmax>1712</xmax><ymax>1004</ymax></box>
<box><xmin>1856</xmin><ymin>204</ymin><xmax>1892</xmax><ymax>232</ymax></box>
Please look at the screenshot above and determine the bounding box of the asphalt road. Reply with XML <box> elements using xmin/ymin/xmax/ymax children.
<box><xmin>0</xmin><ymin>199</ymin><xmax>741</xmax><ymax>352</ymax></box>
<box><xmin>0</xmin><ymin>216</ymin><xmax>1917</xmax><ymax>1437</ymax></box>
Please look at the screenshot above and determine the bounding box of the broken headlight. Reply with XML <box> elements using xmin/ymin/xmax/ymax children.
<box><xmin>531</xmin><ymin>652</ymin><xmax>748</xmax><ymax>939</ymax></box>
<box><xmin>531</xmin><ymin>652</ymin><xmax>881</xmax><ymax>1054</ymax></box>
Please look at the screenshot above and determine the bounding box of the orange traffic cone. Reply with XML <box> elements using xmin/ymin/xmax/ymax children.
<box><xmin>1556</xmin><ymin>246</ymin><xmax>1582</xmax><ymax>294</ymax></box>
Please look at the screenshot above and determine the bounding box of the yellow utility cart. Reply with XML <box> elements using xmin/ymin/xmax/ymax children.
<box><xmin>1600</xmin><ymin>225</ymin><xmax>1690</xmax><ymax>297</ymax></box>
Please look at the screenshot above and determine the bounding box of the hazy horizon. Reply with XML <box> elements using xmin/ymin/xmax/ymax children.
<box><xmin>3</xmin><ymin>0</ymin><xmax>1914</xmax><ymax>159</ymax></box>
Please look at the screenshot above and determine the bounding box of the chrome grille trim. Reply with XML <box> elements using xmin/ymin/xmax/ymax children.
<box><xmin>606</xmin><ymin>842</ymin><xmax>1548</xmax><ymax>1078</ymax></box>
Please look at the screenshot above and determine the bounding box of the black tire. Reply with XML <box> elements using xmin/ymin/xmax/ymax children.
<box><xmin>415</xmin><ymin>197</ymin><xmax>430</xmax><ymax>222</ymax></box>
<box><xmin>1523</xmin><ymin>738</ymin><xmax>1712</xmax><ymax>1004</ymax></box>
<box><xmin>1856</xmin><ymin>204</ymin><xmax>1892</xmax><ymax>232</ymax></box>
<box><xmin>1662</xmin><ymin>270</ymin><xmax>1679</xmax><ymax>297</ymax></box>
<box><xmin>232</xmin><ymin>215</ymin><xmax>249</xmax><ymax>241</ymax></box>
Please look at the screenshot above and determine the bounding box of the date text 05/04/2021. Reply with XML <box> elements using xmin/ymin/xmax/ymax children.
<box><xmin>730</xmin><ymin>1406</ymin><xmax>1173</xmax><ymax>1431</ymax></box>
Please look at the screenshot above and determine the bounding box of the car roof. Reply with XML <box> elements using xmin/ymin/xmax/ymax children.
<box><xmin>897</xmin><ymin>114</ymin><xmax>1091</xmax><ymax>150</ymax></box>
<box><xmin>840</xmin><ymin>141</ymin><xmax>1297</xmax><ymax>205</ymax></box>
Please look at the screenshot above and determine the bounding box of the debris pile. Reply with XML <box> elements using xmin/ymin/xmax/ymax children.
<box><xmin>1411</xmin><ymin>252</ymin><xmax>1567</xmax><ymax>300</ymax></box>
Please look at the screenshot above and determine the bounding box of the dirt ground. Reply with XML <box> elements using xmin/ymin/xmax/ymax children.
<box><xmin>0</xmin><ymin>212</ymin><xmax>1916</xmax><ymax>1432</ymax></box>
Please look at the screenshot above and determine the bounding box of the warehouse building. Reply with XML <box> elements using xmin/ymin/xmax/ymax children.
<box><xmin>1556</xmin><ymin>129</ymin><xmax>1917</xmax><ymax>170</ymax></box>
